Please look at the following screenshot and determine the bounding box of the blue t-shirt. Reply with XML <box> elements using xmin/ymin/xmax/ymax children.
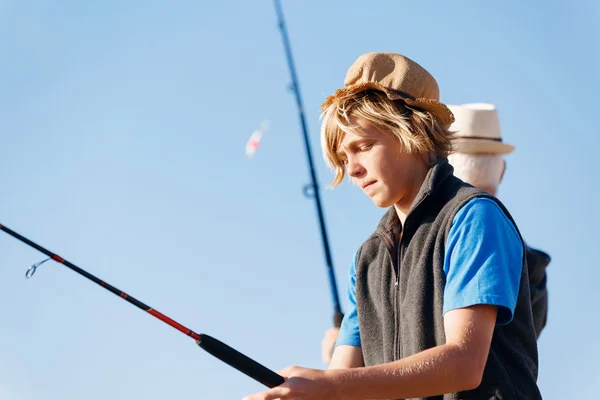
<box><xmin>337</xmin><ymin>197</ymin><xmax>523</xmax><ymax>347</ymax></box>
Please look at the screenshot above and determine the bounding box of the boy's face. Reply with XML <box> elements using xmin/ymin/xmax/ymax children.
<box><xmin>337</xmin><ymin>117</ymin><xmax>427</xmax><ymax>209</ymax></box>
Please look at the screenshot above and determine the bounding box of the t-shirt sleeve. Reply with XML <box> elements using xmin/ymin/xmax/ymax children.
<box><xmin>443</xmin><ymin>197</ymin><xmax>524</xmax><ymax>325</ymax></box>
<box><xmin>336</xmin><ymin>250</ymin><xmax>361</xmax><ymax>347</ymax></box>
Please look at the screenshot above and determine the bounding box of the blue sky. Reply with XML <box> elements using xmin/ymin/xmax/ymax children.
<box><xmin>0</xmin><ymin>1</ymin><xmax>598</xmax><ymax>399</ymax></box>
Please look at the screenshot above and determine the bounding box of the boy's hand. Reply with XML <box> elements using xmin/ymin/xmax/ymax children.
<box><xmin>243</xmin><ymin>366</ymin><xmax>344</xmax><ymax>400</ymax></box>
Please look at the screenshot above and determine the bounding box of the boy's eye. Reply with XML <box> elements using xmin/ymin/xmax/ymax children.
<box><xmin>360</xmin><ymin>144</ymin><xmax>373</xmax><ymax>151</ymax></box>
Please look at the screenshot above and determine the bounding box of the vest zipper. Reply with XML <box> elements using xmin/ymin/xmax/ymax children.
<box><xmin>395</xmin><ymin>239</ymin><xmax>402</xmax><ymax>361</ymax></box>
<box><xmin>382</xmin><ymin>193</ymin><xmax>431</xmax><ymax>363</ymax></box>
<box><xmin>380</xmin><ymin>230</ymin><xmax>400</xmax><ymax>362</ymax></box>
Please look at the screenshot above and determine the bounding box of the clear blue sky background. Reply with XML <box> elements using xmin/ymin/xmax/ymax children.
<box><xmin>1</xmin><ymin>1</ymin><xmax>598</xmax><ymax>399</ymax></box>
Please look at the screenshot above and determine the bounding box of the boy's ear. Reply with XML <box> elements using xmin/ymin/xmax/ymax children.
<box><xmin>423</xmin><ymin>152</ymin><xmax>437</xmax><ymax>166</ymax></box>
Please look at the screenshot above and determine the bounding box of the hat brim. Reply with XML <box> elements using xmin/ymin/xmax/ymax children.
<box><xmin>452</xmin><ymin>138</ymin><xmax>515</xmax><ymax>155</ymax></box>
<box><xmin>321</xmin><ymin>82</ymin><xmax>455</xmax><ymax>126</ymax></box>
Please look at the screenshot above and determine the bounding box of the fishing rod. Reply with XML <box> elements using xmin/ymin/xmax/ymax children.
<box><xmin>0</xmin><ymin>223</ymin><xmax>284</xmax><ymax>389</ymax></box>
<box><xmin>273</xmin><ymin>0</ymin><xmax>344</xmax><ymax>328</ymax></box>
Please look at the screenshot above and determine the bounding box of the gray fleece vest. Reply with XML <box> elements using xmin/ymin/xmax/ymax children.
<box><xmin>355</xmin><ymin>159</ymin><xmax>541</xmax><ymax>400</ymax></box>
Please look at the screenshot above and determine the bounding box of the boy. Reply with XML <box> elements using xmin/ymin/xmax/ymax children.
<box><xmin>244</xmin><ymin>52</ymin><xmax>541</xmax><ymax>400</ymax></box>
<box><xmin>321</xmin><ymin>102</ymin><xmax>551</xmax><ymax>364</ymax></box>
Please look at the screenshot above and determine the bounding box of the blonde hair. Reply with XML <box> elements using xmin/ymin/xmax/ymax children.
<box><xmin>320</xmin><ymin>90</ymin><xmax>454</xmax><ymax>187</ymax></box>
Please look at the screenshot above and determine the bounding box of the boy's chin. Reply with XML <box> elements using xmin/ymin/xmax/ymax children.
<box><xmin>370</xmin><ymin>195</ymin><xmax>394</xmax><ymax>208</ymax></box>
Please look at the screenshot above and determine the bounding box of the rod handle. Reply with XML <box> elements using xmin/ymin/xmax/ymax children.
<box><xmin>333</xmin><ymin>310</ymin><xmax>344</xmax><ymax>328</ymax></box>
<box><xmin>197</xmin><ymin>334</ymin><xmax>285</xmax><ymax>388</ymax></box>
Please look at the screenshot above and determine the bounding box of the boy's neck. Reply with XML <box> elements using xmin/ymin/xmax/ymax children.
<box><xmin>393</xmin><ymin>166</ymin><xmax>429</xmax><ymax>226</ymax></box>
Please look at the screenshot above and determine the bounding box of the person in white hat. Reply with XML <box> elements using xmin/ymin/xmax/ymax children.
<box><xmin>447</xmin><ymin>103</ymin><xmax>550</xmax><ymax>338</ymax></box>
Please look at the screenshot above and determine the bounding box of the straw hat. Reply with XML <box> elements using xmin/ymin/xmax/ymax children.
<box><xmin>321</xmin><ymin>52</ymin><xmax>454</xmax><ymax>125</ymax></box>
<box><xmin>448</xmin><ymin>103</ymin><xmax>515</xmax><ymax>154</ymax></box>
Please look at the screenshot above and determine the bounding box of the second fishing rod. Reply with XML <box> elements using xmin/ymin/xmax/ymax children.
<box><xmin>273</xmin><ymin>0</ymin><xmax>344</xmax><ymax>328</ymax></box>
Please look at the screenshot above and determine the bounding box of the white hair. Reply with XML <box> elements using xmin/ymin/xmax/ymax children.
<box><xmin>447</xmin><ymin>153</ymin><xmax>504</xmax><ymax>191</ymax></box>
